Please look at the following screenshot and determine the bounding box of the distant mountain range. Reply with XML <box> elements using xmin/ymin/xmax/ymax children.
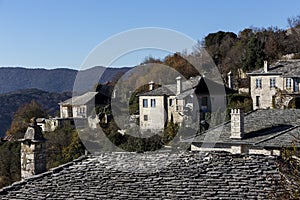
<box><xmin>0</xmin><ymin>66</ymin><xmax>131</xmax><ymax>94</ymax></box>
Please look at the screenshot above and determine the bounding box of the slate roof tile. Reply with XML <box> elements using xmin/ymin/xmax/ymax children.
<box><xmin>249</xmin><ymin>59</ymin><xmax>300</xmax><ymax>77</ymax></box>
<box><xmin>192</xmin><ymin>109</ymin><xmax>300</xmax><ymax>147</ymax></box>
<box><xmin>59</xmin><ymin>92</ymin><xmax>98</xmax><ymax>106</ymax></box>
<box><xmin>0</xmin><ymin>152</ymin><xmax>283</xmax><ymax>199</ymax></box>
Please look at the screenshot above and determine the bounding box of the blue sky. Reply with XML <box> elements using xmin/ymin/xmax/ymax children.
<box><xmin>0</xmin><ymin>0</ymin><xmax>299</xmax><ymax>69</ymax></box>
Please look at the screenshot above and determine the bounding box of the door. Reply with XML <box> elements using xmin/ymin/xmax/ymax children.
<box><xmin>256</xmin><ymin>96</ymin><xmax>260</xmax><ymax>107</ymax></box>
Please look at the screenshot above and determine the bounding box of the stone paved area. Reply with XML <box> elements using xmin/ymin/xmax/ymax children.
<box><xmin>0</xmin><ymin>152</ymin><xmax>282</xmax><ymax>199</ymax></box>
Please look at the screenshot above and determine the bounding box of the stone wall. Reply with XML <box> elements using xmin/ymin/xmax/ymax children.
<box><xmin>190</xmin><ymin>144</ymin><xmax>280</xmax><ymax>156</ymax></box>
<box><xmin>250</xmin><ymin>74</ymin><xmax>282</xmax><ymax>109</ymax></box>
<box><xmin>21</xmin><ymin>142</ymin><xmax>46</xmax><ymax>180</ymax></box>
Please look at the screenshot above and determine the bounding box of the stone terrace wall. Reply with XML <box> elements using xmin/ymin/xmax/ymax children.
<box><xmin>0</xmin><ymin>152</ymin><xmax>283</xmax><ymax>199</ymax></box>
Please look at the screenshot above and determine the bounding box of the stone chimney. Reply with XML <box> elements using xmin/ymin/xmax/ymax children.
<box><xmin>176</xmin><ymin>76</ymin><xmax>182</xmax><ymax>95</ymax></box>
<box><xmin>230</xmin><ymin>109</ymin><xmax>244</xmax><ymax>139</ymax></box>
<box><xmin>149</xmin><ymin>81</ymin><xmax>154</xmax><ymax>91</ymax></box>
<box><xmin>264</xmin><ymin>60</ymin><xmax>268</xmax><ymax>73</ymax></box>
<box><xmin>19</xmin><ymin>118</ymin><xmax>46</xmax><ymax>180</ymax></box>
<box><xmin>228</xmin><ymin>71</ymin><xmax>233</xmax><ymax>89</ymax></box>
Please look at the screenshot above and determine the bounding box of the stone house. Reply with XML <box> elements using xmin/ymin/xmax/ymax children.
<box><xmin>190</xmin><ymin>109</ymin><xmax>300</xmax><ymax>155</ymax></box>
<box><xmin>33</xmin><ymin>92</ymin><xmax>99</xmax><ymax>132</ymax></box>
<box><xmin>37</xmin><ymin>89</ymin><xmax>111</xmax><ymax>132</ymax></box>
<box><xmin>247</xmin><ymin>60</ymin><xmax>300</xmax><ymax>109</ymax></box>
<box><xmin>36</xmin><ymin>118</ymin><xmax>58</xmax><ymax>132</ymax></box>
<box><xmin>36</xmin><ymin>118</ymin><xmax>76</xmax><ymax>132</ymax></box>
<box><xmin>138</xmin><ymin>76</ymin><xmax>234</xmax><ymax>132</ymax></box>
<box><xmin>59</xmin><ymin>92</ymin><xmax>98</xmax><ymax>119</ymax></box>
<box><xmin>139</xmin><ymin>77</ymin><xmax>197</xmax><ymax>132</ymax></box>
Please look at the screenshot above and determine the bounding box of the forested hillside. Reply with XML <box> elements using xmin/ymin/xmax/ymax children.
<box><xmin>0</xmin><ymin>89</ymin><xmax>72</xmax><ymax>137</ymax></box>
<box><xmin>202</xmin><ymin>16</ymin><xmax>300</xmax><ymax>85</ymax></box>
<box><xmin>136</xmin><ymin>16</ymin><xmax>300</xmax><ymax>88</ymax></box>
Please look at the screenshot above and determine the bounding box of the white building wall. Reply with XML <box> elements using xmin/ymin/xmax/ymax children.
<box><xmin>37</xmin><ymin>119</ymin><xmax>59</xmax><ymax>132</ymax></box>
<box><xmin>139</xmin><ymin>96</ymin><xmax>166</xmax><ymax>131</ymax></box>
<box><xmin>60</xmin><ymin>106</ymin><xmax>71</xmax><ymax>118</ymax></box>
<box><xmin>190</xmin><ymin>145</ymin><xmax>232</xmax><ymax>153</ymax></box>
<box><xmin>72</xmin><ymin>105</ymin><xmax>87</xmax><ymax>118</ymax></box>
<box><xmin>191</xmin><ymin>144</ymin><xmax>276</xmax><ymax>155</ymax></box>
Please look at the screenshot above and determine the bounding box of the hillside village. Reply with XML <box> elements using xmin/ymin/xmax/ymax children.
<box><xmin>2</xmin><ymin>0</ymin><xmax>300</xmax><ymax>198</ymax></box>
<box><xmin>0</xmin><ymin>58</ymin><xmax>300</xmax><ymax>198</ymax></box>
<box><xmin>1</xmin><ymin>16</ymin><xmax>300</xmax><ymax>198</ymax></box>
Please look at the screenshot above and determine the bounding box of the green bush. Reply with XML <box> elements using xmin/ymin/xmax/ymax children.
<box><xmin>0</xmin><ymin>142</ymin><xmax>20</xmax><ymax>189</ymax></box>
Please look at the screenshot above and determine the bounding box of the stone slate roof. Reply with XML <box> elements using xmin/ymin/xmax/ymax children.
<box><xmin>248</xmin><ymin>59</ymin><xmax>300</xmax><ymax>77</ymax></box>
<box><xmin>0</xmin><ymin>152</ymin><xmax>282</xmax><ymax>199</ymax></box>
<box><xmin>176</xmin><ymin>88</ymin><xmax>195</xmax><ymax>99</ymax></box>
<box><xmin>139</xmin><ymin>76</ymin><xmax>234</xmax><ymax>97</ymax></box>
<box><xmin>192</xmin><ymin>109</ymin><xmax>300</xmax><ymax>147</ymax></box>
<box><xmin>59</xmin><ymin>92</ymin><xmax>98</xmax><ymax>106</ymax></box>
<box><xmin>139</xmin><ymin>86</ymin><xmax>176</xmax><ymax>96</ymax></box>
<box><xmin>139</xmin><ymin>76</ymin><xmax>200</xmax><ymax>97</ymax></box>
<box><xmin>1</xmin><ymin>134</ymin><xmax>15</xmax><ymax>142</ymax></box>
<box><xmin>256</xmin><ymin>126</ymin><xmax>300</xmax><ymax>148</ymax></box>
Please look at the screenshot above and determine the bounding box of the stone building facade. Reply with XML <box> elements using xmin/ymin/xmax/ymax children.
<box><xmin>139</xmin><ymin>95</ymin><xmax>167</xmax><ymax>131</ymax></box>
<box><xmin>139</xmin><ymin>77</ymin><xmax>194</xmax><ymax>132</ymax></box>
<box><xmin>248</xmin><ymin>60</ymin><xmax>300</xmax><ymax>109</ymax></box>
<box><xmin>139</xmin><ymin>76</ymin><xmax>233</xmax><ymax>132</ymax></box>
<box><xmin>59</xmin><ymin>92</ymin><xmax>98</xmax><ymax>118</ymax></box>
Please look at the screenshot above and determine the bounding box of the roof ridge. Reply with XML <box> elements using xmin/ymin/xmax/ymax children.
<box><xmin>254</xmin><ymin>125</ymin><xmax>300</xmax><ymax>146</ymax></box>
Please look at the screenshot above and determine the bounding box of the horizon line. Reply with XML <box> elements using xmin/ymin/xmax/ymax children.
<box><xmin>0</xmin><ymin>65</ymin><xmax>135</xmax><ymax>70</ymax></box>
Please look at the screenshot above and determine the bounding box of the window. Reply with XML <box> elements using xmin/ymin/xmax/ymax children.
<box><xmin>144</xmin><ymin>115</ymin><xmax>148</xmax><ymax>121</ymax></box>
<box><xmin>255</xmin><ymin>78</ymin><xmax>262</xmax><ymax>89</ymax></box>
<box><xmin>150</xmin><ymin>99</ymin><xmax>156</xmax><ymax>107</ymax></box>
<box><xmin>294</xmin><ymin>78</ymin><xmax>299</xmax><ymax>92</ymax></box>
<box><xmin>143</xmin><ymin>99</ymin><xmax>148</xmax><ymax>108</ymax></box>
<box><xmin>256</xmin><ymin>96</ymin><xmax>260</xmax><ymax>107</ymax></box>
<box><xmin>79</xmin><ymin>107</ymin><xmax>85</xmax><ymax>114</ymax></box>
<box><xmin>286</xmin><ymin>78</ymin><xmax>292</xmax><ymax>89</ymax></box>
<box><xmin>169</xmin><ymin>99</ymin><xmax>173</xmax><ymax>106</ymax></box>
<box><xmin>270</xmin><ymin>78</ymin><xmax>276</xmax><ymax>88</ymax></box>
